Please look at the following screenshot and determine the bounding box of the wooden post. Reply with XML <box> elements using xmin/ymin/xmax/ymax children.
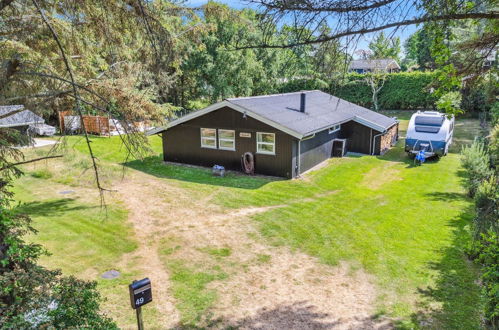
<box><xmin>136</xmin><ymin>306</ymin><xmax>144</xmax><ymax>330</ymax></box>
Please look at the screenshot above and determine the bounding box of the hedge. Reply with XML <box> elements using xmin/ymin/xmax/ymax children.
<box><xmin>275</xmin><ymin>72</ymin><xmax>438</xmax><ymax>110</ymax></box>
<box><xmin>331</xmin><ymin>72</ymin><xmax>439</xmax><ymax>110</ymax></box>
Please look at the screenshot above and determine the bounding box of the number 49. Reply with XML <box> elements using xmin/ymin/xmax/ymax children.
<box><xmin>136</xmin><ymin>297</ymin><xmax>144</xmax><ymax>306</ymax></box>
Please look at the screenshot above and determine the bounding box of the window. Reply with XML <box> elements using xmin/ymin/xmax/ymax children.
<box><xmin>329</xmin><ymin>124</ymin><xmax>341</xmax><ymax>134</ymax></box>
<box><xmin>200</xmin><ymin>128</ymin><xmax>216</xmax><ymax>149</ymax></box>
<box><xmin>218</xmin><ymin>129</ymin><xmax>235</xmax><ymax>150</ymax></box>
<box><xmin>256</xmin><ymin>132</ymin><xmax>275</xmax><ymax>155</ymax></box>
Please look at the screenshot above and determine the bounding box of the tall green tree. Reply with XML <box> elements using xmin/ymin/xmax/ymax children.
<box><xmin>403</xmin><ymin>29</ymin><xmax>436</xmax><ymax>70</ymax></box>
<box><xmin>368</xmin><ymin>32</ymin><xmax>401</xmax><ymax>61</ymax></box>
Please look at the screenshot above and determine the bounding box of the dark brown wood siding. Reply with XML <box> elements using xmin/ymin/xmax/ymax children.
<box><xmin>339</xmin><ymin>121</ymin><xmax>376</xmax><ymax>154</ymax></box>
<box><xmin>162</xmin><ymin>107</ymin><xmax>296</xmax><ymax>178</ymax></box>
<box><xmin>299</xmin><ymin>128</ymin><xmax>340</xmax><ymax>173</ymax></box>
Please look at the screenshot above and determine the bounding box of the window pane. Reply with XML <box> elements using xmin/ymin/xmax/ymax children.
<box><xmin>415</xmin><ymin>116</ymin><xmax>444</xmax><ymax>127</ymax></box>
<box><xmin>220</xmin><ymin>140</ymin><xmax>234</xmax><ymax>149</ymax></box>
<box><xmin>219</xmin><ymin>130</ymin><xmax>234</xmax><ymax>139</ymax></box>
<box><xmin>201</xmin><ymin>138</ymin><xmax>216</xmax><ymax>147</ymax></box>
<box><xmin>258</xmin><ymin>143</ymin><xmax>274</xmax><ymax>153</ymax></box>
<box><xmin>258</xmin><ymin>133</ymin><xmax>274</xmax><ymax>143</ymax></box>
<box><xmin>201</xmin><ymin>128</ymin><xmax>216</xmax><ymax>138</ymax></box>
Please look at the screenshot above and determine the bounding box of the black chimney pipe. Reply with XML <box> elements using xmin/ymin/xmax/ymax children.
<box><xmin>300</xmin><ymin>92</ymin><xmax>306</xmax><ymax>113</ymax></box>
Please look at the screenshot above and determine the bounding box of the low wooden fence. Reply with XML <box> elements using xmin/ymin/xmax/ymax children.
<box><xmin>59</xmin><ymin>111</ymin><xmax>111</xmax><ymax>135</ymax></box>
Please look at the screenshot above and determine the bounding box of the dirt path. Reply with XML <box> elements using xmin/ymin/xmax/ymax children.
<box><xmin>115</xmin><ymin>176</ymin><xmax>183</xmax><ymax>327</ymax></box>
<box><xmin>114</xmin><ymin>171</ymin><xmax>389</xmax><ymax>329</ymax></box>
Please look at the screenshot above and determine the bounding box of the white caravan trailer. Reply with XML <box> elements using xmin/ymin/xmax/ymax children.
<box><xmin>405</xmin><ymin>111</ymin><xmax>454</xmax><ymax>158</ymax></box>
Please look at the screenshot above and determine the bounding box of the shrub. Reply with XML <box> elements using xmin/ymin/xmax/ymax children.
<box><xmin>489</xmin><ymin>125</ymin><xmax>499</xmax><ymax>169</ymax></box>
<box><xmin>461</xmin><ymin>139</ymin><xmax>493</xmax><ymax>196</ymax></box>
<box><xmin>473</xmin><ymin>176</ymin><xmax>499</xmax><ymax>238</ymax></box>
<box><xmin>468</xmin><ymin>232</ymin><xmax>499</xmax><ymax>328</ymax></box>
<box><xmin>436</xmin><ymin>91</ymin><xmax>463</xmax><ymax>116</ymax></box>
<box><xmin>0</xmin><ymin>196</ymin><xmax>116</xmax><ymax>329</ymax></box>
<box><xmin>491</xmin><ymin>102</ymin><xmax>499</xmax><ymax>126</ymax></box>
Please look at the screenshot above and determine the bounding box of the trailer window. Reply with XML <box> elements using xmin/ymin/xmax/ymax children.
<box><xmin>256</xmin><ymin>132</ymin><xmax>275</xmax><ymax>155</ymax></box>
<box><xmin>200</xmin><ymin>128</ymin><xmax>217</xmax><ymax>149</ymax></box>
<box><xmin>415</xmin><ymin>126</ymin><xmax>441</xmax><ymax>133</ymax></box>
<box><xmin>218</xmin><ymin>129</ymin><xmax>235</xmax><ymax>150</ymax></box>
<box><xmin>415</xmin><ymin>116</ymin><xmax>444</xmax><ymax>126</ymax></box>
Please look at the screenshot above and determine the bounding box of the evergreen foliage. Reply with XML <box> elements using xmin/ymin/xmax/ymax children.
<box><xmin>460</xmin><ymin>139</ymin><xmax>493</xmax><ymax>196</ymax></box>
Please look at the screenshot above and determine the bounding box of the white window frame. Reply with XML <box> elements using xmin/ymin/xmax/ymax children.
<box><xmin>200</xmin><ymin>128</ymin><xmax>217</xmax><ymax>149</ymax></box>
<box><xmin>218</xmin><ymin>129</ymin><xmax>236</xmax><ymax>151</ymax></box>
<box><xmin>256</xmin><ymin>132</ymin><xmax>275</xmax><ymax>155</ymax></box>
<box><xmin>329</xmin><ymin>124</ymin><xmax>341</xmax><ymax>134</ymax></box>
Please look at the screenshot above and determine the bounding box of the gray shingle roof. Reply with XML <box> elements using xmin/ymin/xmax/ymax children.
<box><xmin>227</xmin><ymin>90</ymin><xmax>397</xmax><ymax>135</ymax></box>
<box><xmin>0</xmin><ymin>105</ymin><xmax>45</xmax><ymax>127</ymax></box>
<box><xmin>147</xmin><ymin>90</ymin><xmax>397</xmax><ymax>138</ymax></box>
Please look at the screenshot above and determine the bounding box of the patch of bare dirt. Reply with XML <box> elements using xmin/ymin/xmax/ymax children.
<box><xmin>114</xmin><ymin>175</ymin><xmax>185</xmax><ymax>327</ymax></box>
<box><xmin>114</xmin><ymin>171</ymin><xmax>389</xmax><ymax>329</ymax></box>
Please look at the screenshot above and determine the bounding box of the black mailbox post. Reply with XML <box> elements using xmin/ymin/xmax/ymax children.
<box><xmin>129</xmin><ymin>278</ymin><xmax>152</xmax><ymax>329</ymax></box>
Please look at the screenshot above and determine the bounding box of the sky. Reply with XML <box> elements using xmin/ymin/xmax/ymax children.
<box><xmin>184</xmin><ymin>0</ymin><xmax>419</xmax><ymax>58</ymax></box>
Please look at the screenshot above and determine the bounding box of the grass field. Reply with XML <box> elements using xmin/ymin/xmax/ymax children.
<box><xmin>15</xmin><ymin>113</ymin><xmax>488</xmax><ymax>329</ymax></box>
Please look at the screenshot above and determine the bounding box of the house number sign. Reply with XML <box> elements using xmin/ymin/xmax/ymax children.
<box><xmin>129</xmin><ymin>278</ymin><xmax>152</xmax><ymax>309</ymax></box>
<box><xmin>240</xmin><ymin>132</ymin><xmax>251</xmax><ymax>138</ymax></box>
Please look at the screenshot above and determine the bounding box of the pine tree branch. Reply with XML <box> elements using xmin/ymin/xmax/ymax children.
<box><xmin>0</xmin><ymin>155</ymin><xmax>63</xmax><ymax>171</ymax></box>
<box><xmin>236</xmin><ymin>11</ymin><xmax>499</xmax><ymax>49</ymax></box>
<box><xmin>253</xmin><ymin>0</ymin><xmax>398</xmax><ymax>13</ymax></box>
<box><xmin>32</xmin><ymin>0</ymin><xmax>108</xmax><ymax>202</ymax></box>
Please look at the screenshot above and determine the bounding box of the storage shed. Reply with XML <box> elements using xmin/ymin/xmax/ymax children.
<box><xmin>148</xmin><ymin>91</ymin><xmax>398</xmax><ymax>178</ymax></box>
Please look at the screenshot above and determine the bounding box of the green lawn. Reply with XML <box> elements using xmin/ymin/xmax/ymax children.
<box><xmin>17</xmin><ymin>115</ymin><xmax>487</xmax><ymax>328</ymax></box>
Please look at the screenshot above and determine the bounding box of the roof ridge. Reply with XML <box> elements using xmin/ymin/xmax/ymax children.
<box><xmin>226</xmin><ymin>90</ymin><xmax>321</xmax><ymax>101</ymax></box>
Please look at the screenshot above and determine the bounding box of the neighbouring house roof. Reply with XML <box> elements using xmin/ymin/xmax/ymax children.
<box><xmin>148</xmin><ymin>91</ymin><xmax>397</xmax><ymax>139</ymax></box>
<box><xmin>0</xmin><ymin>105</ymin><xmax>45</xmax><ymax>128</ymax></box>
<box><xmin>349</xmin><ymin>59</ymin><xmax>400</xmax><ymax>71</ymax></box>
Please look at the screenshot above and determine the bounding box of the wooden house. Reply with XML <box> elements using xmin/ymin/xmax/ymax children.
<box><xmin>148</xmin><ymin>91</ymin><xmax>398</xmax><ymax>178</ymax></box>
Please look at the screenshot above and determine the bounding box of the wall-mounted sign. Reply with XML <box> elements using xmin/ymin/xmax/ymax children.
<box><xmin>239</xmin><ymin>132</ymin><xmax>251</xmax><ymax>138</ymax></box>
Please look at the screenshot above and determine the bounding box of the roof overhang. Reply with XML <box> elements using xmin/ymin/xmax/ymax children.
<box><xmin>352</xmin><ymin>116</ymin><xmax>392</xmax><ymax>133</ymax></box>
<box><xmin>146</xmin><ymin>100</ymin><xmax>304</xmax><ymax>139</ymax></box>
<box><xmin>0</xmin><ymin>120</ymin><xmax>44</xmax><ymax>128</ymax></box>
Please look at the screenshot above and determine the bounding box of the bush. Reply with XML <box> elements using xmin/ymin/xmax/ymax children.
<box><xmin>49</xmin><ymin>276</ymin><xmax>117</xmax><ymax>329</ymax></box>
<box><xmin>491</xmin><ymin>102</ymin><xmax>499</xmax><ymax>126</ymax></box>
<box><xmin>468</xmin><ymin>232</ymin><xmax>499</xmax><ymax>328</ymax></box>
<box><xmin>331</xmin><ymin>72</ymin><xmax>438</xmax><ymax>110</ymax></box>
<box><xmin>489</xmin><ymin>125</ymin><xmax>499</xmax><ymax>169</ymax></box>
<box><xmin>473</xmin><ymin>176</ymin><xmax>499</xmax><ymax>238</ymax></box>
<box><xmin>436</xmin><ymin>91</ymin><xmax>462</xmax><ymax>116</ymax></box>
<box><xmin>461</xmin><ymin>139</ymin><xmax>493</xmax><ymax>196</ymax></box>
<box><xmin>0</xmin><ymin>197</ymin><xmax>116</xmax><ymax>329</ymax></box>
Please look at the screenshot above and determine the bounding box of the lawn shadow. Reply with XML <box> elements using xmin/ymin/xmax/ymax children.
<box><xmin>15</xmin><ymin>198</ymin><xmax>94</xmax><ymax>217</ymax></box>
<box><xmin>124</xmin><ymin>156</ymin><xmax>277</xmax><ymax>189</ymax></box>
<box><xmin>424</xmin><ymin>191</ymin><xmax>468</xmax><ymax>202</ymax></box>
<box><xmin>172</xmin><ymin>301</ymin><xmax>393</xmax><ymax>329</ymax></box>
<box><xmin>410</xmin><ymin>205</ymin><xmax>483</xmax><ymax>329</ymax></box>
